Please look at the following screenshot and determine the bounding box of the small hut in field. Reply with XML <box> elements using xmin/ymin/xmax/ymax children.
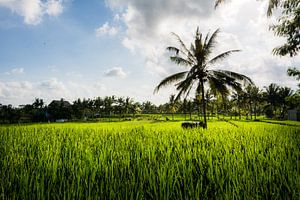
<box><xmin>287</xmin><ymin>109</ymin><xmax>300</xmax><ymax>121</ymax></box>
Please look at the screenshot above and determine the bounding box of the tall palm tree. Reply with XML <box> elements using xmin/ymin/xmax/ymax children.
<box><xmin>154</xmin><ymin>28</ymin><xmax>253</xmax><ymax>128</ymax></box>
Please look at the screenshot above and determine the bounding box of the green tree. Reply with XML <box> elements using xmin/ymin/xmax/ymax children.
<box><xmin>270</xmin><ymin>1</ymin><xmax>300</xmax><ymax>56</ymax></box>
<box><xmin>103</xmin><ymin>96</ymin><xmax>116</xmax><ymax>118</ymax></box>
<box><xmin>124</xmin><ymin>97</ymin><xmax>133</xmax><ymax>115</ymax></box>
<box><xmin>245</xmin><ymin>85</ymin><xmax>263</xmax><ymax>120</ymax></box>
<box><xmin>278</xmin><ymin>86</ymin><xmax>293</xmax><ymax>118</ymax></box>
<box><xmin>155</xmin><ymin>28</ymin><xmax>253</xmax><ymax>128</ymax></box>
<box><xmin>231</xmin><ymin>91</ymin><xmax>244</xmax><ymax>120</ymax></box>
<box><xmin>205</xmin><ymin>90</ymin><xmax>215</xmax><ymax>120</ymax></box>
<box><xmin>263</xmin><ymin>83</ymin><xmax>281</xmax><ymax>118</ymax></box>
<box><xmin>168</xmin><ymin>94</ymin><xmax>178</xmax><ymax>121</ymax></box>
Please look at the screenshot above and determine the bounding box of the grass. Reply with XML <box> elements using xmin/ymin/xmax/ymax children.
<box><xmin>0</xmin><ymin>120</ymin><xmax>300</xmax><ymax>199</ymax></box>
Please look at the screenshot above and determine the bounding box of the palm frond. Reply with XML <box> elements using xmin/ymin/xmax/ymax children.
<box><xmin>217</xmin><ymin>70</ymin><xmax>253</xmax><ymax>85</ymax></box>
<box><xmin>215</xmin><ymin>0</ymin><xmax>225</xmax><ymax>8</ymax></box>
<box><xmin>170</xmin><ymin>56</ymin><xmax>193</xmax><ymax>66</ymax></box>
<box><xmin>225</xmin><ymin>80</ymin><xmax>243</xmax><ymax>92</ymax></box>
<box><xmin>204</xmin><ymin>29</ymin><xmax>220</xmax><ymax>56</ymax></box>
<box><xmin>171</xmin><ymin>32</ymin><xmax>195</xmax><ymax>58</ymax></box>
<box><xmin>154</xmin><ymin>71</ymin><xmax>188</xmax><ymax>93</ymax></box>
<box><xmin>211</xmin><ymin>70</ymin><xmax>235</xmax><ymax>82</ymax></box>
<box><xmin>267</xmin><ymin>0</ymin><xmax>280</xmax><ymax>16</ymax></box>
<box><xmin>167</xmin><ymin>46</ymin><xmax>197</xmax><ymax>65</ymax></box>
<box><xmin>206</xmin><ymin>50</ymin><xmax>240</xmax><ymax>66</ymax></box>
<box><xmin>166</xmin><ymin>46</ymin><xmax>180</xmax><ymax>55</ymax></box>
<box><xmin>207</xmin><ymin>76</ymin><xmax>229</xmax><ymax>96</ymax></box>
<box><xmin>208</xmin><ymin>70</ymin><xmax>245</xmax><ymax>94</ymax></box>
<box><xmin>174</xmin><ymin>76</ymin><xmax>195</xmax><ymax>101</ymax></box>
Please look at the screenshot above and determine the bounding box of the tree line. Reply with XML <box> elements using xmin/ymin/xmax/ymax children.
<box><xmin>0</xmin><ymin>81</ymin><xmax>299</xmax><ymax>124</ymax></box>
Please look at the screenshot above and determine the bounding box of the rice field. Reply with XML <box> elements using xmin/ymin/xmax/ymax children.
<box><xmin>0</xmin><ymin>120</ymin><xmax>300</xmax><ymax>199</ymax></box>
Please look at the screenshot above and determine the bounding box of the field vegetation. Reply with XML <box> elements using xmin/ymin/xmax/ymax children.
<box><xmin>1</xmin><ymin>120</ymin><xmax>299</xmax><ymax>199</ymax></box>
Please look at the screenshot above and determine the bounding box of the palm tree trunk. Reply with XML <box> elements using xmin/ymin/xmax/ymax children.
<box><xmin>250</xmin><ymin>102</ymin><xmax>253</xmax><ymax>120</ymax></box>
<box><xmin>235</xmin><ymin>107</ymin><xmax>237</xmax><ymax>120</ymax></box>
<box><xmin>200</xmin><ymin>80</ymin><xmax>207</xmax><ymax>129</ymax></box>
<box><xmin>254</xmin><ymin>101</ymin><xmax>257</xmax><ymax>120</ymax></box>
<box><xmin>238</xmin><ymin>102</ymin><xmax>241</xmax><ymax>120</ymax></box>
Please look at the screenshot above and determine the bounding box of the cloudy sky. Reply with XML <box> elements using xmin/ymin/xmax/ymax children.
<box><xmin>0</xmin><ymin>0</ymin><xmax>299</xmax><ymax>106</ymax></box>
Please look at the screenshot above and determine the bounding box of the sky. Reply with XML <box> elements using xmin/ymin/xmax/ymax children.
<box><xmin>0</xmin><ymin>0</ymin><xmax>299</xmax><ymax>106</ymax></box>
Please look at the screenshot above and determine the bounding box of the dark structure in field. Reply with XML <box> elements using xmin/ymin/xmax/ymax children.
<box><xmin>48</xmin><ymin>99</ymin><xmax>72</xmax><ymax>121</ymax></box>
<box><xmin>287</xmin><ymin>109</ymin><xmax>300</xmax><ymax>121</ymax></box>
<box><xmin>48</xmin><ymin>100</ymin><xmax>71</xmax><ymax>108</ymax></box>
<box><xmin>182</xmin><ymin>122</ymin><xmax>205</xmax><ymax>129</ymax></box>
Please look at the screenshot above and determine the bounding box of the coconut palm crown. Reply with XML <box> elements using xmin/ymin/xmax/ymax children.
<box><xmin>154</xmin><ymin>28</ymin><xmax>253</xmax><ymax>128</ymax></box>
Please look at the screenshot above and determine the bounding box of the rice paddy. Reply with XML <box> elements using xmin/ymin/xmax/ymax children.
<box><xmin>0</xmin><ymin>120</ymin><xmax>299</xmax><ymax>199</ymax></box>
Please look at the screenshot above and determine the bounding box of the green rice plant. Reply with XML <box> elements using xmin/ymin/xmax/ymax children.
<box><xmin>0</xmin><ymin>121</ymin><xmax>299</xmax><ymax>199</ymax></box>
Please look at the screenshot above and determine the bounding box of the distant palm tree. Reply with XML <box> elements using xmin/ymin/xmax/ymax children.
<box><xmin>245</xmin><ymin>85</ymin><xmax>263</xmax><ymax>120</ymax></box>
<box><xmin>168</xmin><ymin>94</ymin><xmax>178</xmax><ymax>121</ymax></box>
<box><xmin>155</xmin><ymin>28</ymin><xmax>253</xmax><ymax>128</ymax></box>
<box><xmin>264</xmin><ymin>83</ymin><xmax>280</xmax><ymax>118</ymax></box>
<box><xmin>231</xmin><ymin>90</ymin><xmax>245</xmax><ymax>120</ymax></box>
<box><xmin>124</xmin><ymin>97</ymin><xmax>133</xmax><ymax>115</ymax></box>
<box><xmin>205</xmin><ymin>90</ymin><xmax>215</xmax><ymax>120</ymax></box>
<box><xmin>278</xmin><ymin>86</ymin><xmax>293</xmax><ymax>118</ymax></box>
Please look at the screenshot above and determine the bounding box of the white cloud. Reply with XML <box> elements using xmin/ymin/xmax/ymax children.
<box><xmin>95</xmin><ymin>22</ymin><xmax>119</xmax><ymax>37</ymax></box>
<box><xmin>104</xmin><ymin>67</ymin><xmax>127</xmax><ymax>78</ymax></box>
<box><xmin>38</xmin><ymin>78</ymin><xmax>66</xmax><ymax>90</ymax></box>
<box><xmin>104</xmin><ymin>0</ymin><xmax>300</xmax><ymax>92</ymax></box>
<box><xmin>0</xmin><ymin>0</ymin><xmax>65</xmax><ymax>25</ymax></box>
<box><xmin>45</xmin><ymin>0</ymin><xmax>63</xmax><ymax>16</ymax></box>
<box><xmin>5</xmin><ymin>68</ymin><xmax>25</xmax><ymax>75</ymax></box>
<box><xmin>0</xmin><ymin>78</ymin><xmax>110</xmax><ymax>106</ymax></box>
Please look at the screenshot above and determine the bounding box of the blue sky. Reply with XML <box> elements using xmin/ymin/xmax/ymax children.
<box><xmin>0</xmin><ymin>0</ymin><xmax>299</xmax><ymax>106</ymax></box>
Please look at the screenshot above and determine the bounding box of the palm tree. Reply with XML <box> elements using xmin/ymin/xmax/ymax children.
<box><xmin>245</xmin><ymin>85</ymin><xmax>263</xmax><ymax>120</ymax></box>
<box><xmin>264</xmin><ymin>83</ymin><xmax>280</xmax><ymax>118</ymax></box>
<box><xmin>231</xmin><ymin>91</ymin><xmax>243</xmax><ymax>120</ymax></box>
<box><xmin>278</xmin><ymin>86</ymin><xmax>293</xmax><ymax>118</ymax></box>
<box><xmin>168</xmin><ymin>94</ymin><xmax>178</xmax><ymax>121</ymax></box>
<box><xmin>187</xmin><ymin>99</ymin><xmax>193</xmax><ymax>120</ymax></box>
<box><xmin>205</xmin><ymin>90</ymin><xmax>215</xmax><ymax>120</ymax></box>
<box><xmin>155</xmin><ymin>28</ymin><xmax>253</xmax><ymax>128</ymax></box>
<box><xmin>124</xmin><ymin>97</ymin><xmax>133</xmax><ymax>115</ymax></box>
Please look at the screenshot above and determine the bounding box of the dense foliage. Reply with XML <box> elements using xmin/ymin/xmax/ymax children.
<box><xmin>270</xmin><ymin>0</ymin><xmax>300</xmax><ymax>57</ymax></box>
